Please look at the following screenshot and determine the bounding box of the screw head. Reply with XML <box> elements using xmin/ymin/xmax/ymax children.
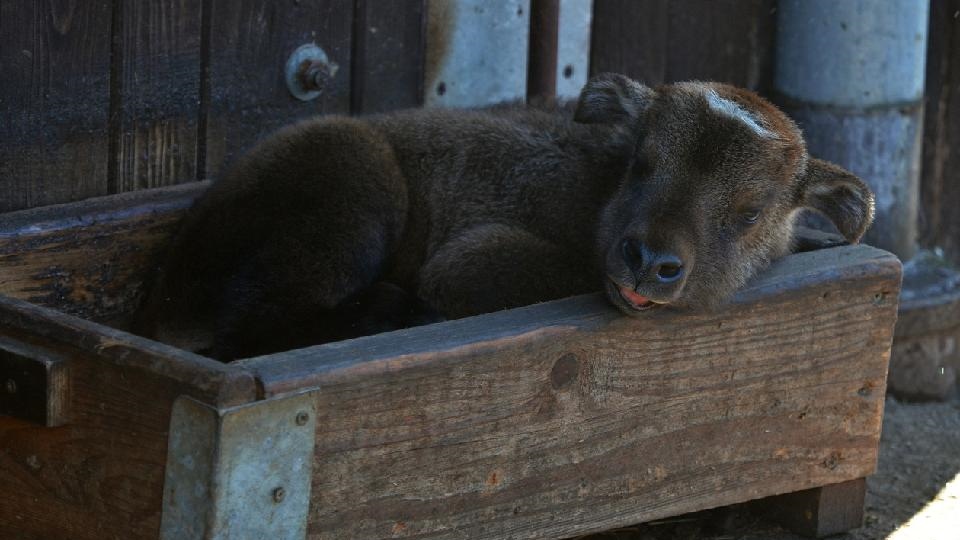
<box><xmin>4</xmin><ymin>379</ymin><xmax>16</xmax><ymax>394</ymax></box>
<box><xmin>272</xmin><ymin>486</ymin><xmax>286</xmax><ymax>503</ymax></box>
<box><xmin>295</xmin><ymin>411</ymin><xmax>310</xmax><ymax>426</ymax></box>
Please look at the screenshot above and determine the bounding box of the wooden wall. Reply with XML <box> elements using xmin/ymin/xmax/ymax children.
<box><xmin>921</xmin><ymin>0</ymin><xmax>960</xmax><ymax>265</ymax></box>
<box><xmin>590</xmin><ymin>0</ymin><xmax>778</xmax><ymax>95</ymax></box>
<box><xmin>2</xmin><ymin>0</ymin><xmax>959</xmax><ymax>264</ymax></box>
<box><xmin>0</xmin><ymin>0</ymin><xmax>425</xmax><ymax>214</ymax></box>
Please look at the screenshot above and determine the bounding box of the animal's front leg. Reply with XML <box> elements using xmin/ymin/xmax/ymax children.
<box><xmin>418</xmin><ymin>224</ymin><xmax>596</xmax><ymax>319</ymax></box>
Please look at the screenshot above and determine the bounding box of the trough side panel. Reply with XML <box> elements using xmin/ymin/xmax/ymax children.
<box><xmin>113</xmin><ymin>0</ymin><xmax>203</xmax><ymax>192</ymax></box>
<box><xmin>0</xmin><ymin>340</ymin><xmax>253</xmax><ymax>540</ymax></box>
<box><xmin>0</xmin><ymin>1</ymin><xmax>112</xmax><ymax>213</ymax></box>
<box><xmin>245</xmin><ymin>246</ymin><xmax>900</xmax><ymax>540</ymax></box>
<box><xmin>0</xmin><ymin>182</ymin><xmax>207</xmax><ymax>324</ymax></box>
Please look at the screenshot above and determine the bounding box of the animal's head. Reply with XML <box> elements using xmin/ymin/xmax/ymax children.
<box><xmin>574</xmin><ymin>73</ymin><xmax>875</xmax><ymax>315</ymax></box>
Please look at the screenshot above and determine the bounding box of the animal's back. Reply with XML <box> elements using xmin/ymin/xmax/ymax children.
<box><xmin>135</xmin><ymin>105</ymin><xmax>624</xmax><ymax>358</ymax></box>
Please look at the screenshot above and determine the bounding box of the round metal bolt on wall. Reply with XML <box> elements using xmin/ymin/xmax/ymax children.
<box><xmin>295</xmin><ymin>411</ymin><xmax>310</xmax><ymax>426</ymax></box>
<box><xmin>272</xmin><ymin>487</ymin><xmax>286</xmax><ymax>503</ymax></box>
<box><xmin>285</xmin><ymin>43</ymin><xmax>339</xmax><ymax>102</ymax></box>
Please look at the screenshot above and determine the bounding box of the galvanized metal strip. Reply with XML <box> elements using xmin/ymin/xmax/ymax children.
<box><xmin>161</xmin><ymin>392</ymin><xmax>318</xmax><ymax>540</ymax></box>
<box><xmin>161</xmin><ymin>396</ymin><xmax>218</xmax><ymax>539</ymax></box>
<box><xmin>425</xmin><ymin>0</ymin><xmax>531</xmax><ymax>107</ymax></box>
<box><xmin>555</xmin><ymin>0</ymin><xmax>591</xmax><ymax>100</ymax></box>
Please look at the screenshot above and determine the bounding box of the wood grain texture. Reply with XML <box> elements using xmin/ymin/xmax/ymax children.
<box><xmin>0</xmin><ymin>333</ymin><xmax>255</xmax><ymax>540</ymax></box>
<box><xmin>113</xmin><ymin>0</ymin><xmax>204</xmax><ymax>192</ymax></box>
<box><xmin>759</xmin><ymin>478</ymin><xmax>867</xmax><ymax>538</ymax></box>
<box><xmin>242</xmin><ymin>245</ymin><xmax>901</xmax><ymax>540</ymax></box>
<box><xmin>0</xmin><ymin>337</ymin><xmax>70</xmax><ymax>427</ymax></box>
<box><xmin>204</xmin><ymin>0</ymin><xmax>353</xmax><ymax>178</ymax></box>
<box><xmin>351</xmin><ymin>0</ymin><xmax>426</xmax><ymax>114</ymax></box>
<box><xmin>590</xmin><ymin>0</ymin><xmax>776</xmax><ymax>93</ymax></box>
<box><xmin>0</xmin><ymin>182</ymin><xmax>207</xmax><ymax>324</ymax></box>
<box><xmin>921</xmin><ymin>0</ymin><xmax>960</xmax><ymax>266</ymax></box>
<box><xmin>0</xmin><ymin>0</ymin><xmax>113</xmax><ymax>213</ymax></box>
<box><xmin>590</xmin><ymin>0</ymin><xmax>668</xmax><ymax>85</ymax></box>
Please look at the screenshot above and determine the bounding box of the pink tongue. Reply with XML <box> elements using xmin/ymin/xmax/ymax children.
<box><xmin>620</xmin><ymin>287</ymin><xmax>652</xmax><ymax>306</ymax></box>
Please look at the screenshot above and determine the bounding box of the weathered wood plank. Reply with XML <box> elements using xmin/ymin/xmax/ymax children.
<box><xmin>759</xmin><ymin>478</ymin><xmax>867</xmax><ymax>538</ymax></box>
<box><xmin>204</xmin><ymin>0</ymin><xmax>352</xmax><ymax>178</ymax></box>
<box><xmin>0</xmin><ymin>337</ymin><xmax>70</xmax><ymax>427</ymax></box>
<box><xmin>0</xmin><ymin>182</ymin><xmax>208</xmax><ymax>323</ymax></box>
<box><xmin>352</xmin><ymin>0</ymin><xmax>426</xmax><ymax>114</ymax></box>
<box><xmin>590</xmin><ymin>0</ymin><xmax>668</xmax><ymax>85</ymax></box>
<box><xmin>590</xmin><ymin>0</ymin><xmax>776</xmax><ymax>93</ymax></box>
<box><xmin>665</xmin><ymin>0</ymin><xmax>776</xmax><ymax>91</ymax></box>
<box><xmin>0</xmin><ymin>0</ymin><xmax>113</xmax><ymax>213</ymax></box>
<box><xmin>242</xmin><ymin>245</ymin><xmax>900</xmax><ymax>540</ymax></box>
<box><xmin>920</xmin><ymin>0</ymin><xmax>960</xmax><ymax>266</ymax></box>
<box><xmin>113</xmin><ymin>0</ymin><xmax>203</xmax><ymax>191</ymax></box>
<box><xmin>0</xmin><ymin>293</ymin><xmax>253</xmax><ymax>406</ymax></box>
<box><xmin>0</xmin><ymin>329</ymin><xmax>256</xmax><ymax>540</ymax></box>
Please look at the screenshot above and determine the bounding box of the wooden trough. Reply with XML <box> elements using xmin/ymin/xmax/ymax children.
<box><xmin>0</xmin><ymin>183</ymin><xmax>901</xmax><ymax>539</ymax></box>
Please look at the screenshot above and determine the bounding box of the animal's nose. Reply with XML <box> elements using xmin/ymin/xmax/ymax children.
<box><xmin>621</xmin><ymin>238</ymin><xmax>685</xmax><ymax>284</ymax></box>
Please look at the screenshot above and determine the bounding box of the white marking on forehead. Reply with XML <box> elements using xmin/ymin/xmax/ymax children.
<box><xmin>704</xmin><ymin>88</ymin><xmax>775</xmax><ymax>138</ymax></box>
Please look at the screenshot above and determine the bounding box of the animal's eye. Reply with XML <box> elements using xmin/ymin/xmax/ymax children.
<box><xmin>740</xmin><ymin>208</ymin><xmax>762</xmax><ymax>225</ymax></box>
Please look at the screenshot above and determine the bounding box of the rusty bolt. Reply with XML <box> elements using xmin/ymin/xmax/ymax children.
<box><xmin>299</xmin><ymin>60</ymin><xmax>334</xmax><ymax>92</ymax></box>
<box><xmin>285</xmin><ymin>44</ymin><xmax>338</xmax><ymax>101</ymax></box>
<box><xmin>295</xmin><ymin>411</ymin><xmax>310</xmax><ymax>426</ymax></box>
<box><xmin>272</xmin><ymin>486</ymin><xmax>286</xmax><ymax>503</ymax></box>
<box><xmin>4</xmin><ymin>379</ymin><xmax>16</xmax><ymax>394</ymax></box>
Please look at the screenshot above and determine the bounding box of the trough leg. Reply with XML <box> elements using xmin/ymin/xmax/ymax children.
<box><xmin>760</xmin><ymin>478</ymin><xmax>867</xmax><ymax>538</ymax></box>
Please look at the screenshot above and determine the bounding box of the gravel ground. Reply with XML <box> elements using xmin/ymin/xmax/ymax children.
<box><xmin>577</xmin><ymin>395</ymin><xmax>960</xmax><ymax>540</ymax></box>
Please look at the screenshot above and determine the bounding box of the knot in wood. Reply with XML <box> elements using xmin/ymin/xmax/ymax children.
<box><xmin>550</xmin><ymin>353</ymin><xmax>579</xmax><ymax>390</ymax></box>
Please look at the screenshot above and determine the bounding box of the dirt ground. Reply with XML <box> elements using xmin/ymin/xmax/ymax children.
<box><xmin>578</xmin><ymin>394</ymin><xmax>960</xmax><ymax>540</ymax></box>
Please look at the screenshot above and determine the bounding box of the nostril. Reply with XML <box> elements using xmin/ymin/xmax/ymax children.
<box><xmin>621</xmin><ymin>238</ymin><xmax>645</xmax><ymax>268</ymax></box>
<box><xmin>655</xmin><ymin>259</ymin><xmax>684</xmax><ymax>283</ymax></box>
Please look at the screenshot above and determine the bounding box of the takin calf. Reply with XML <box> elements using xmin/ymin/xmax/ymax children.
<box><xmin>135</xmin><ymin>74</ymin><xmax>875</xmax><ymax>360</ymax></box>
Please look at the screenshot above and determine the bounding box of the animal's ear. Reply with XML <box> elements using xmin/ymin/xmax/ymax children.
<box><xmin>799</xmin><ymin>158</ymin><xmax>875</xmax><ymax>243</ymax></box>
<box><xmin>574</xmin><ymin>73</ymin><xmax>656</xmax><ymax>124</ymax></box>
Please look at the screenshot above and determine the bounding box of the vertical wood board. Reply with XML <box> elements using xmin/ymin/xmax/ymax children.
<box><xmin>590</xmin><ymin>0</ymin><xmax>776</xmax><ymax>94</ymax></box>
<box><xmin>113</xmin><ymin>0</ymin><xmax>204</xmax><ymax>192</ymax></box>
<box><xmin>0</xmin><ymin>0</ymin><xmax>113</xmax><ymax>213</ymax></box>
<box><xmin>204</xmin><ymin>0</ymin><xmax>353</xmax><ymax>178</ymax></box>
<box><xmin>352</xmin><ymin>0</ymin><xmax>426</xmax><ymax>114</ymax></box>
<box><xmin>921</xmin><ymin>0</ymin><xmax>960</xmax><ymax>265</ymax></box>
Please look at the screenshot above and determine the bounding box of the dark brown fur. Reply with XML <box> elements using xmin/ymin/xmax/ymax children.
<box><xmin>135</xmin><ymin>74</ymin><xmax>874</xmax><ymax>360</ymax></box>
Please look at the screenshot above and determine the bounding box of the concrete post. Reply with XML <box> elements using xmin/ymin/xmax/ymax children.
<box><xmin>775</xmin><ymin>0</ymin><xmax>929</xmax><ymax>260</ymax></box>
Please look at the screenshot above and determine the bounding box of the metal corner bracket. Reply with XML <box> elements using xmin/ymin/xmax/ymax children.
<box><xmin>160</xmin><ymin>391</ymin><xmax>318</xmax><ymax>540</ymax></box>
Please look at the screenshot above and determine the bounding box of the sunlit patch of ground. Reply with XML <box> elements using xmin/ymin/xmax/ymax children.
<box><xmin>886</xmin><ymin>471</ymin><xmax>960</xmax><ymax>540</ymax></box>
